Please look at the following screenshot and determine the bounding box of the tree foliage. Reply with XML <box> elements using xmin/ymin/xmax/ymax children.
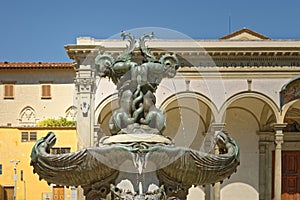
<box><xmin>37</xmin><ymin>117</ymin><xmax>76</xmax><ymax>127</ymax></box>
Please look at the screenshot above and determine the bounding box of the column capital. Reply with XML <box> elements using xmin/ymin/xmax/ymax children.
<box><xmin>271</xmin><ymin>123</ymin><xmax>287</xmax><ymax>131</ymax></box>
<box><xmin>210</xmin><ymin>123</ymin><xmax>226</xmax><ymax>132</ymax></box>
<box><xmin>271</xmin><ymin>123</ymin><xmax>286</xmax><ymax>145</ymax></box>
<box><xmin>65</xmin><ymin>44</ymin><xmax>98</xmax><ymax>67</ymax></box>
<box><xmin>274</xmin><ymin>133</ymin><xmax>284</xmax><ymax>145</ymax></box>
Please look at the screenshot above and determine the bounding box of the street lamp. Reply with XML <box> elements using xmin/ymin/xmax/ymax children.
<box><xmin>10</xmin><ymin>160</ymin><xmax>20</xmax><ymax>200</ymax></box>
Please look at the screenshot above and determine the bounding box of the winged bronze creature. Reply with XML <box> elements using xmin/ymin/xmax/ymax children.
<box><xmin>31</xmin><ymin>130</ymin><xmax>239</xmax><ymax>200</ymax></box>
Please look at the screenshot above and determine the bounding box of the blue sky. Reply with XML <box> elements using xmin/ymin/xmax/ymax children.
<box><xmin>1</xmin><ymin>0</ymin><xmax>300</xmax><ymax>62</ymax></box>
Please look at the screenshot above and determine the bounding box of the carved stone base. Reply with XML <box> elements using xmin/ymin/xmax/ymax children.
<box><xmin>100</xmin><ymin>133</ymin><xmax>173</xmax><ymax>145</ymax></box>
<box><xmin>120</xmin><ymin>124</ymin><xmax>163</xmax><ymax>135</ymax></box>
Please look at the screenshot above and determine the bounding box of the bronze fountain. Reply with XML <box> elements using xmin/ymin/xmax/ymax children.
<box><xmin>30</xmin><ymin>32</ymin><xmax>239</xmax><ymax>200</ymax></box>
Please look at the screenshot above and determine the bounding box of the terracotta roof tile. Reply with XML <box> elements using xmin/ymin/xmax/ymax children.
<box><xmin>0</xmin><ymin>62</ymin><xmax>75</xmax><ymax>69</ymax></box>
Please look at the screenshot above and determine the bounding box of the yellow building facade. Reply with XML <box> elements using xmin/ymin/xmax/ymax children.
<box><xmin>0</xmin><ymin>62</ymin><xmax>78</xmax><ymax>200</ymax></box>
<box><xmin>0</xmin><ymin>127</ymin><xmax>77</xmax><ymax>200</ymax></box>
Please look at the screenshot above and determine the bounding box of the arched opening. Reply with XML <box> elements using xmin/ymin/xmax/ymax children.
<box><xmin>278</xmin><ymin>78</ymin><xmax>300</xmax><ymax>199</ymax></box>
<box><xmin>162</xmin><ymin>93</ymin><xmax>215</xmax><ymax>150</ymax></box>
<box><xmin>65</xmin><ymin>106</ymin><xmax>77</xmax><ymax>121</ymax></box>
<box><xmin>19</xmin><ymin>106</ymin><xmax>36</xmax><ymax>125</ymax></box>
<box><xmin>283</xmin><ymin>100</ymin><xmax>300</xmax><ymax>132</ymax></box>
<box><xmin>222</xmin><ymin>94</ymin><xmax>277</xmax><ymax>196</ymax></box>
<box><xmin>97</xmin><ymin>99</ymin><xmax>119</xmax><ymax>136</ymax></box>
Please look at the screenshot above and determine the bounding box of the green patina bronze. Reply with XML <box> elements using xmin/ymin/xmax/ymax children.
<box><xmin>30</xmin><ymin>32</ymin><xmax>240</xmax><ymax>200</ymax></box>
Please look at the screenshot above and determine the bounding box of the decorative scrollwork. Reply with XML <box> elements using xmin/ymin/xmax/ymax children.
<box><xmin>116</xmin><ymin>32</ymin><xmax>136</xmax><ymax>62</ymax></box>
<box><xmin>139</xmin><ymin>32</ymin><xmax>157</xmax><ymax>62</ymax></box>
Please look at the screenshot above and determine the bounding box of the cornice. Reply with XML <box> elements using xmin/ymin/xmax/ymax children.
<box><xmin>176</xmin><ymin>66</ymin><xmax>300</xmax><ymax>79</ymax></box>
<box><xmin>64</xmin><ymin>39</ymin><xmax>300</xmax><ymax>76</ymax></box>
<box><xmin>64</xmin><ymin>39</ymin><xmax>300</xmax><ymax>60</ymax></box>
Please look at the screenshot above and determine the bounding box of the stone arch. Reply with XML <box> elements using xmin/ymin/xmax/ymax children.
<box><xmin>281</xmin><ymin>100</ymin><xmax>300</xmax><ymax>132</ymax></box>
<box><xmin>95</xmin><ymin>93</ymin><xmax>119</xmax><ymax>136</ymax></box>
<box><xmin>95</xmin><ymin>93</ymin><xmax>118</xmax><ymax>121</ymax></box>
<box><xmin>279</xmin><ymin>75</ymin><xmax>300</xmax><ymax>129</ymax></box>
<box><xmin>65</xmin><ymin>106</ymin><xmax>77</xmax><ymax>121</ymax></box>
<box><xmin>226</xmin><ymin>106</ymin><xmax>261</xmax><ymax>128</ymax></box>
<box><xmin>219</xmin><ymin>91</ymin><xmax>279</xmax><ymax>194</ymax></box>
<box><xmin>160</xmin><ymin>91</ymin><xmax>218</xmax><ymax>150</ymax></box>
<box><xmin>219</xmin><ymin>91</ymin><xmax>279</xmax><ymax>125</ymax></box>
<box><xmin>19</xmin><ymin>106</ymin><xmax>36</xmax><ymax>125</ymax></box>
<box><xmin>160</xmin><ymin>91</ymin><xmax>219</xmax><ymax>120</ymax></box>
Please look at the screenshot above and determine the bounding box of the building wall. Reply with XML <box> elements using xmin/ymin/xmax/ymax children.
<box><xmin>0</xmin><ymin>127</ymin><xmax>77</xmax><ymax>200</ymax></box>
<box><xmin>0</xmin><ymin>64</ymin><xmax>78</xmax><ymax>199</ymax></box>
<box><xmin>0</xmin><ymin>69</ymin><xmax>75</xmax><ymax>126</ymax></box>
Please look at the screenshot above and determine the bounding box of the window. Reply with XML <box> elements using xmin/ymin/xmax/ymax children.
<box><xmin>29</xmin><ymin>132</ymin><xmax>37</xmax><ymax>141</ymax></box>
<box><xmin>21</xmin><ymin>131</ymin><xmax>37</xmax><ymax>142</ymax></box>
<box><xmin>51</xmin><ymin>147</ymin><xmax>71</xmax><ymax>155</ymax></box>
<box><xmin>4</xmin><ymin>83</ymin><xmax>14</xmax><ymax>99</ymax></box>
<box><xmin>21</xmin><ymin>132</ymin><xmax>28</xmax><ymax>142</ymax></box>
<box><xmin>41</xmin><ymin>84</ymin><xmax>51</xmax><ymax>99</ymax></box>
<box><xmin>19</xmin><ymin>106</ymin><xmax>36</xmax><ymax>125</ymax></box>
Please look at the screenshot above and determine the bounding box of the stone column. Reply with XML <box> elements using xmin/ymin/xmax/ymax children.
<box><xmin>74</xmin><ymin>57</ymin><xmax>97</xmax><ymax>148</ymax></box>
<box><xmin>210</xmin><ymin>123</ymin><xmax>226</xmax><ymax>200</ymax></box>
<box><xmin>204</xmin><ymin>185</ymin><xmax>212</xmax><ymax>200</ymax></box>
<box><xmin>214</xmin><ymin>145</ymin><xmax>220</xmax><ymax>200</ymax></box>
<box><xmin>272</xmin><ymin>123</ymin><xmax>286</xmax><ymax>200</ymax></box>
<box><xmin>258</xmin><ymin>140</ymin><xmax>267</xmax><ymax>200</ymax></box>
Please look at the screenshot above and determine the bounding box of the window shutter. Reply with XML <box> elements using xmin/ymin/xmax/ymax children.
<box><xmin>41</xmin><ymin>85</ymin><xmax>51</xmax><ymax>99</ymax></box>
<box><xmin>4</xmin><ymin>84</ymin><xmax>14</xmax><ymax>99</ymax></box>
